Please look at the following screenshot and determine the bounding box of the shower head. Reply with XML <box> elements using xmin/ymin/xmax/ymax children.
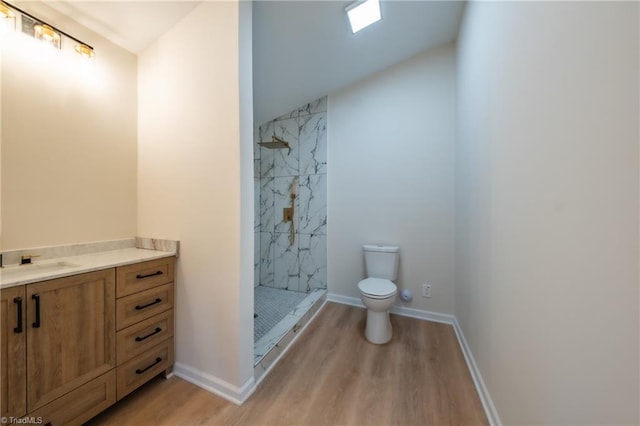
<box><xmin>259</xmin><ymin>136</ymin><xmax>290</xmax><ymax>149</ymax></box>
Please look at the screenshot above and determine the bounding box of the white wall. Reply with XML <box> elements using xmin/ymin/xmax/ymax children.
<box><xmin>137</xmin><ymin>0</ymin><xmax>253</xmax><ymax>393</ymax></box>
<box><xmin>456</xmin><ymin>2</ymin><xmax>639</xmax><ymax>424</ymax></box>
<box><xmin>238</xmin><ymin>0</ymin><xmax>255</xmax><ymax>388</ymax></box>
<box><xmin>328</xmin><ymin>45</ymin><xmax>456</xmax><ymax>314</ymax></box>
<box><xmin>1</xmin><ymin>2</ymin><xmax>137</xmax><ymax>250</ymax></box>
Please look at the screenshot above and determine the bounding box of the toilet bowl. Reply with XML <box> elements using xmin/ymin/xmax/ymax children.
<box><xmin>358</xmin><ymin>278</ymin><xmax>397</xmax><ymax>344</ymax></box>
<box><xmin>358</xmin><ymin>244</ymin><xmax>400</xmax><ymax>344</ymax></box>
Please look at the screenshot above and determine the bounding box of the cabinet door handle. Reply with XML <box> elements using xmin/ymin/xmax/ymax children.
<box><xmin>135</xmin><ymin>327</ymin><xmax>162</xmax><ymax>342</ymax></box>
<box><xmin>13</xmin><ymin>297</ymin><xmax>23</xmax><ymax>333</ymax></box>
<box><xmin>136</xmin><ymin>357</ymin><xmax>162</xmax><ymax>374</ymax></box>
<box><xmin>135</xmin><ymin>298</ymin><xmax>162</xmax><ymax>310</ymax></box>
<box><xmin>32</xmin><ymin>294</ymin><xmax>41</xmax><ymax>328</ymax></box>
<box><xmin>136</xmin><ymin>271</ymin><xmax>163</xmax><ymax>280</ymax></box>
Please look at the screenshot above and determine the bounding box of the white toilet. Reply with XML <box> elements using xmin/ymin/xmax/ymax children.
<box><xmin>358</xmin><ymin>244</ymin><xmax>400</xmax><ymax>344</ymax></box>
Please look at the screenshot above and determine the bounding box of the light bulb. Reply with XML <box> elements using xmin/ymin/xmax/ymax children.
<box><xmin>34</xmin><ymin>23</ymin><xmax>61</xmax><ymax>49</ymax></box>
<box><xmin>0</xmin><ymin>3</ymin><xmax>14</xmax><ymax>19</ymax></box>
<box><xmin>75</xmin><ymin>43</ymin><xmax>94</xmax><ymax>58</ymax></box>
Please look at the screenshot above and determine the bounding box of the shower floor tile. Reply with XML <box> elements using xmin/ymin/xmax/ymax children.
<box><xmin>254</xmin><ymin>286</ymin><xmax>307</xmax><ymax>341</ymax></box>
<box><xmin>254</xmin><ymin>288</ymin><xmax>326</xmax><ymax>369</ymax></box>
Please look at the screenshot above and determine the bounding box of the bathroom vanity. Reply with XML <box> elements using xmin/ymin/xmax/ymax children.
<box><xmin>0</xmin><ymin>246</ymin><xmax>176</xmax><ymax>425</ymax></box>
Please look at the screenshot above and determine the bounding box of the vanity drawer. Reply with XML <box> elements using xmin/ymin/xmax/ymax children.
<box><xmin>116</xmin><ymin>339</ymin><xmax>173</xmax><ymax>400</ymax></box>
<box><xmin>29</xmin><ymin>369</ymin><xmax>115</xmax><ymax>426</ymax></box>
<box><xmin>116</xmin><ymin>257</ymin><xmax>175</xmax><ymax>298</ymax></box>
<box><xmin>116</xmin><ymin>284</ymin><xmax>174</xmax><ymax>331</ymax></box>
<box><xmin>117</xmin><ymin>310</ymin><xmax>174</xmax><ymax>364</ymax></box>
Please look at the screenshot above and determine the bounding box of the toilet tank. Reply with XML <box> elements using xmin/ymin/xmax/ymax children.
<box><xmin>363</xmin><ymin>245</ymin><xmax>400</xmax><ymax>280</ymax></box>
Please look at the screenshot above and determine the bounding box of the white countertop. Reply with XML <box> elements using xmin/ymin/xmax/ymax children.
<box><xmin>1</xmin><ymin>248</ymin><xmax>176</xmax><ymax>288</ymax></box>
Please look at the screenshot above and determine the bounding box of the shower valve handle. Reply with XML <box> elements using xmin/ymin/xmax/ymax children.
<box><xmin>283</xmin><ymin>207</ymin><xmax>294</xmax><ymax>223</ymax></box>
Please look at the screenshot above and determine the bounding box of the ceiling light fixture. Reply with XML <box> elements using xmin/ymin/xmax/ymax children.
<box><xmin>2</xmin><ymin>1</ymin><xmax>95</xmax><ymax>57</ymax></box>
<box><xmin>346</xmin><ymin>0</ymin><xmax>382</xmax><ymax>34</ymax></box>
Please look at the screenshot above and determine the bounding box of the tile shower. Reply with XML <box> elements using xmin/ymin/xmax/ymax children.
<box><xmin>253</xmin><ymin>97</ymin><xmax>328</xmax><ymax>369</ymax></box>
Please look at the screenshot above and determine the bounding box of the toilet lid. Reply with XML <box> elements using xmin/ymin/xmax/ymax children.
<box><xmin>358</xmin><ymin>278</ymin><xmax>397</xmax><ymax>299</ymax></box>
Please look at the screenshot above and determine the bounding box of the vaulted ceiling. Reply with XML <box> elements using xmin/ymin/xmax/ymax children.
<box><xmin>43</xmin><ymin>1</ymin><xmax>198</xmax><ymax>53</ymax></box>
<box><xmin>42</xmin><ymin>0</ymin><xmax>464</xmax><ymax>125</ymax></box>
<box><xmin>252</xmin><ymin>1</ymin><xmax>464</xmax><ymax>124</ymax></box>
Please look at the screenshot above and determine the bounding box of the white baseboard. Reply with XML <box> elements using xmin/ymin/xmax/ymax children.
<box><xmin>173</xmin><ymin>362</ymin><xmax>256</xmax><ymax>405</ymax></box>
<box><xmin>327</xmin><ymin>292</ymin><xmax>500</xmax><ymax>426</ymax></box>
<box><xmin>174</xmin><ymin>298</ymin><xmax>327</xmax><ymax>405</ymax></box>
<box><xmin>326</xmin><ymin>293</ymin><xmax>455</xmax><ymax>325</ymax></box>
<box><xmin>173</xmin><ymin>293</ymin><xmax>500</xmax><ymax>423</ymax></box>
<box><xmin>325</xmin><ymin>292</ymin><xmax>364</xmax><ymax>308</ymax></box>
<box><xmin>452</xmin><ymin>318</ymin><xmax>502</xmax><ymax>426</ymax></box>
<box><xmin>390</xmin><ymin>305</ymin><xmax>455</xmax><ymax>325</ymax></box>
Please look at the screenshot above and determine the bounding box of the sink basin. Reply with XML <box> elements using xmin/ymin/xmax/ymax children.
<box><xmin>29</xmin><ymin>261</ymin><xmax>81</xmax><ymax>273</ymax></box>
<box><xmin>1</xmin><ymin>261</ymin><xmax>82</xmax><ymax>278</ymax></box>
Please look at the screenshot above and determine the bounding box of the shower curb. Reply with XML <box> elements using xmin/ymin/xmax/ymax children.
<box><xmin>253</xmin><ymin>296</ymin><xmax>328</xmax><ymax>385</ymax></box>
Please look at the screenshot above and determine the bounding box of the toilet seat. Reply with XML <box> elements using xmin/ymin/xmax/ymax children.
<box><xmin>358</xmin><ymin>278</ymin><xmax>397</xmax><ymax>299</ymax></box>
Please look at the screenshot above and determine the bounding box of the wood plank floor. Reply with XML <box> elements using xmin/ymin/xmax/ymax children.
<box><xmin>88</xmin><ymin>302</ymin><xmax>487</xmax><ymax>425</ymax></box>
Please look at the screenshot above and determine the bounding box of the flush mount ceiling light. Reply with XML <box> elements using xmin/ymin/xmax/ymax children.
<box><xmin>2</xmin><ymin>1</ymin><xmax>95</xmax><ymax>57</ymax></box>
<box><xmin>346</xmin><ymin>0</ymin><xmax>381</xmax><ymax>34</ymax></box>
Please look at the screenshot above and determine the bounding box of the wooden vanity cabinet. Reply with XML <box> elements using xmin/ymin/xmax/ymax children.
<box><xmin>115</xmin><ymin>257</ymin><xmax>175</xmax><ymax>400</ymax></box>
<box><xmin>1</xmin><ymin>270</ymin><xmax>116</xmax><ymax>425</ymax></box>
<box><xmin>26</xmin><ymin>269</ymin><xmax>116</xmax><ymax>412</ymax></box>
<box><xmin>0</xmin><ymin>255</ymin><xmax>175</xmax><ymax>425</ymax></box>
<box><xmin>1</xmin><ymin>286</ymin><xmax>27</xmax><ymax>419</ymax></box>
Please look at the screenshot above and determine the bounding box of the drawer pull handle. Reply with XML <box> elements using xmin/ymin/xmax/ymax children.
<box><xmin>135</xmin><ymin>298</ymin><xmax>162</xmax><ymax>310</ymax></box>
<box><xmin>32</xmin><ymin>294</ymin><xmax>41</xmax><ymax>328</ymax></box>
<box><xmin>136</xmin><ymin>271</ymin><xmax>163</xmax><ymax>280</ymax></box>
<box><xmin>136</xmin><ymin>357</ymin><xmax>162</xmax><ymax>374</ymax></box>
<box><xmin>14</xmin><ymin>297</ymin><xmax>23</xmax><ymax>333</ymax></box>
<box><xmin>135</xmin><ymin>327</ymin><xmax>162</xmax><ymax>342</ymax></box>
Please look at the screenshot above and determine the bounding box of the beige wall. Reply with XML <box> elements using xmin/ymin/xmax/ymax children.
<box><xmin>1</xmin><ymin>2</ymin><xmax>137</xmax><ymax>250</ymax></box>
<box><xmin>137</xmin><ymin>1</ymin><xmax>253</xmax><ymax>389</ymax></box>
<box><xmin>456</xmin><ymin>2</ymin><xmax>639</xmax><ymax>424</ymax></box>
<box><xmin>327</xmin><ymin>45</ymin><xmax>456</xmax><ymax>314</ymax></box>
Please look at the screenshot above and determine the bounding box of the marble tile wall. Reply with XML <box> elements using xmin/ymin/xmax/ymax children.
<box><xmin>254</xmin><ymin>97</ymin><xmax>327</xmax><ymax>292</ymax></box>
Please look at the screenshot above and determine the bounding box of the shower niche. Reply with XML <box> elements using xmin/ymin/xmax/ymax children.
<box><xmin>253</xmin><ymin>97</ymin><xmax>328</xmax><ymax>374</ymax></box>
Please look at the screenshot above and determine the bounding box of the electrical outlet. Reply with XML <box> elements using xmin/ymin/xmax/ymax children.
<box><xmin>422</xmin><ymin>284</ymin><xmax>432</xmax><ymax>298</ymax></box>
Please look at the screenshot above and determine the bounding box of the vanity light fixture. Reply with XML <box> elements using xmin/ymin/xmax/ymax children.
<box><xmin>346</xmin><ymin>0</ymin><xmax>382</xmax><ymax>34</ymax></box>
<box><xmin>75</xmin><ymin>43</ymin><xmax>94</xmax><ymax>58</ymax></box>
<box><xmin>0</xmin><ymin>1</ymin><xmax>15</xmax><ymax>33</ymax></box>
<box><xmin>2</xmin><ymin>1</ymin><xmax>95</xmax><ymax>57</ymax></box>
<box><xmin>34</xmin><ymin>23</ymin><xmax>61</xmax><ymax>49</ymax></box>
<box><xmin>0</xmin><ymin>2</ymin><xmax>15</xmax><ymax>19</ymax></box>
